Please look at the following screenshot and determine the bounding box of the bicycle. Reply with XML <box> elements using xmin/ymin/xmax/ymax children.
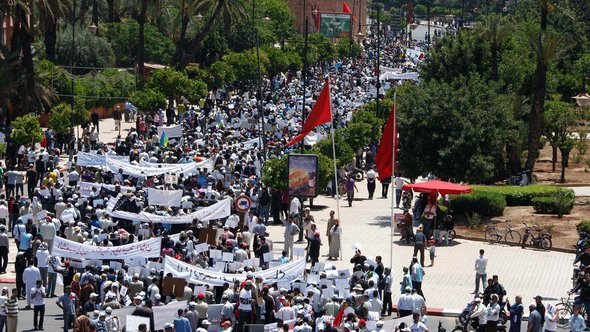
<box><xmin>521</xmin><ymin>223</ymin><xmax>552</xmax><ymax>250</ymax></box>
<box><xmin>484</xmin><ymin>221</ymin><xmax>521</xmax><ymax>244</ymax></box>
<box><xmin>554</xmin><ymin>293</ymin><xmax>586</xmax><ymax>328</ymax></box>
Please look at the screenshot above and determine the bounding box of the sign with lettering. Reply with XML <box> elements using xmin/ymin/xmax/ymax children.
<box><xmin>52</xmin><ymin>236</ymin><xmax>161</xmax><ymax>259</ymax></box>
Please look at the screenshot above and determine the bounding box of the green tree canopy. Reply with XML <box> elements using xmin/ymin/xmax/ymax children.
<box><xmin>396</xmin><ymin>75</ymin><xmax>512</xmax><ymax>183</ymax></box>
<box><xmin>11</xmin><ymin>114</ymin><xmax>43</xmax><ymax>145</ymax></box>
<box><xmin>104</xmin><ymin>19</ymin><xmax>175</xmax><ymax>67</ymax></box>
<box><xmin>55</xmin><ymin>24</ymin><xmax>115</xmax><ymax>74</ymax></box>
<box><xmin>129</xmin><ymin>89</ymin><xmax>167</xmax><ymax>113</ymax></box>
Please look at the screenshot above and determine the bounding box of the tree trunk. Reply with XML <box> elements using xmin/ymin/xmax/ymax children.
<box><xmin>137</xmin><ymin>0</ymin><xmax>148</xmax><ymax>89</ymax></box>
<box><xmin>17</xmin><ymin>5</ymin><xmax>37</xmax><ymax>115</ymax></box>
<box><xmin>525</xmin><ymin>2</ymin><xmax>549</xmax><ymax>173</ymax></box>
<box><xmin>79</xmin><ymin>0</ymin><xmax>88</xmax><ymax>26</ymax></box>
<box><xmin>171</xmin><ymin>4</ymin><xmax>190</xmax><ymax>70</ymax></box>
<box><xmin>560</xmin><ymin>149</ymin><xmax>568</xmax><ymax>183</ymax></box>
<box><xmin>551</xmin><ymin>144</ymin><xmax>557</xmax><ymax>172</ymax></box>
<box><xmin>491</xmin><ymin>41</ymin><xmax>498</xmax><ymax>81</ymax></box>
<box><xmin>506</xmin><ymin>143</ymin><xmax>520</xmax><ymax>175</ymax></box>
<box><xmin>181</xmin><ymin>0</ymin><xmax>225</xmax><ymax>71</ymax></box>
<box><xmin>107</xmin><ymin>0</ymin><xmax>115</xmax><ymax>22</ymax></box>
<box><xmin>44</xmin><ymin>17</ymin><xmax>58</xmax><ymax>62</ymax></box>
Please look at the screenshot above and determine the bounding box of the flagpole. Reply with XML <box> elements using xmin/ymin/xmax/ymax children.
<box><xmin>328</xmin><ymin>77</ymin><xmax>341</xmax><ymax>228</ymax></box>
<box><xmin>390</xmin><ymin>92</ymin><xmax>397</xmax><ymax>270</ymax></box>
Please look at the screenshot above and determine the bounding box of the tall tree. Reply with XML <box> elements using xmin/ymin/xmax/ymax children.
<box><xmin>474</xmin><ymin>14</ymin><xmax>512</xmax><ymax>81</ymax></box>
<box><xmin>137</xmin><ymin>0</ymin><xmax>149</xmax><ymax>88</ymax></box>
<box><xmin>525</xmin><ymin>2</ymin><xmax>565</xmax><ymax>173</ymax></box>
<box><xmin>176</xmin><ymin>0</ymin><xmax>246</xmax><ymax>70</ymax></box>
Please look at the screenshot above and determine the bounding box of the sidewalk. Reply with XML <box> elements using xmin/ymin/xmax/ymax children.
<box><xmin>40</xmin><ymin>117</ymin><xmax>575</xmax><ymax>311</ymax></box>
<box><xmin>265</xmin><ymin>184</ymin><xmax>574</xmax><ymax>312</ymax></box>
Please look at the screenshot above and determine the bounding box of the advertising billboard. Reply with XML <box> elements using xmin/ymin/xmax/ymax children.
<box><xmin>288</xmin><ymin>155</ymin><xmax>319</xmax><ymax>197</ymax></box>
<box><xmin>319</xmin><ymin>13</ymin><xmax>352</xmax><ymax>38</ymax></box>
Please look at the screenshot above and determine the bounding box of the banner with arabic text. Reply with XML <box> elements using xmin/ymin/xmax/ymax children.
<box><xmin>163</xmin><ymin>256</ymin><xmax>306</xmax><ymax>287</ymax></box>
<box><xmin>106</xmin><ymin>197</ymin><xmax>231</xmax><ymax>224</ymax></box>
<box><xmin>52</xmin><ymin>236</ymin><xmax>161</xmax><ymax>259</ymax></box>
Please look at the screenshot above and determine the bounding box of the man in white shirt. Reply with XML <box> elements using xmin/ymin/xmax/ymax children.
<box><xmin>289</xmin><ymin>197</ymin><xmax>301</xmax><ymax>218</ymax></box>
<box><xmin>474</xmin><ymin>249</ymin><xmax>488</xmax><ymax>293</ymax></box>
<box><xmin>237</xmin><ymin>281</ymin><xmax>254</xmax><ymax>332</ymax></box>
<box><xmin>39</xmin><ymin>219</ymin><xmax>56</xmax><ymax>253</ymax></box>
<box><xmin>0</xmin><ymin>287</ymin><xmax>8</xmax><ymax>331</ymax></box>
<box><xmin>397</xmin><ymin>287</ymin><xmax>414</xmax><ymax>317</ymax></box>
<box><xmin>31</xmin><ymin>279</ymin><xmax>46</xmax><ymax>330</ymax></box>
<box><xmin>470</xmin><ymin>298</ymin><xmax>487</xmax><ymax>330</ymax></box>
<box><xmin>0</xmin><ymin>201</ymin><xmax>8</xmax><ymax>224</ymax></box>
<box><xmin>23</xmin><ymin>260</ymin><xmax>41</xmax><ymax>309</ymax></box>
<box><xmin>409</xmin><ymin>313</ymin><xmax>428</xmax><ymax>332</ymax></box>
<box><xmin>394</xmin><ymin>174</ymin><xmax>404</xmax><ymax>208</ymax></box>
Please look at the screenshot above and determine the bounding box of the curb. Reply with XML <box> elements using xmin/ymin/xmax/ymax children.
<box><xmin>453</xmin><ymin>234</ymin><xmax>576</xmax><ymax>254</ymax></box>
<box><xmin>0</xmin><ymin>278</ymin><xmax>15</xmax><ymax>284</ymax></box>
<box><xmin>390</xmin><ymin>305</ymin><xmax>462</xmax><ymax>317</ymax></box>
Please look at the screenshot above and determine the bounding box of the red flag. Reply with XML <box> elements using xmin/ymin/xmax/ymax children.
<box><xmin>342</xmin><ymin>1</ymin><xmax>358</xmax><ymax>22</ymax></box>
<box><xmin>375</xmin><ymin>102</ymin><xmax>397</xmax><ymax>181</ymax></box>
<box><xmin>343</xmin><ymin>1</ymin><xmax>352</xmax><ymax>13</ymax></box>
<box><xmin>287</xmin><ymin>79</ymin><xmax>332</xmax><ymax>146</ymax></box>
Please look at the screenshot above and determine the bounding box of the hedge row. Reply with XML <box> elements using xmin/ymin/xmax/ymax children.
<box><xmin>531</xmin><ymin>190</ymin><xmax>575</xmax><ymax>216</ymax></box>
<box><xmin>472</xmin><ymin>185</ymin><xmax>566</xmax><ymax>206</ymax></box>
<box><xmin>451</xmin><ymin>192</ymin><xmax>506</xmax><ymax>217</ymax></box>
<box><xmin>450</xmin><ymin>185</ymin><xmax>575</xmax><ymax>217</ymax></box>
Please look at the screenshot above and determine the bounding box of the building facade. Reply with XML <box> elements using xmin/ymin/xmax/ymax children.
<box><xmin>286</xmin><ymin>0</ymin><xmax>368</xmax><ymax>37</ymax></box>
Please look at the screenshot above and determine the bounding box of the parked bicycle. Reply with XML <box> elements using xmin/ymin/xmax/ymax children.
<box><xmin>521</xmin><ymin>223</ymin><xmax>552</xmax><ymax>250</ymax></box>
<box><xmin>554</xmin><ymin>293</ymin><xmax>586</xmax><ymax>328</ymax></box>
<box><xmin>484</xmin><ymin>221</ymin><xmax>521</xmax><ymax>244</ymax></box>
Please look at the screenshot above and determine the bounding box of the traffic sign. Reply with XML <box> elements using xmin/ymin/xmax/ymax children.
<box><xmin>234</xmin><ymin>195</ymin><xmax>252</xmax><ymax>213</ymax></box>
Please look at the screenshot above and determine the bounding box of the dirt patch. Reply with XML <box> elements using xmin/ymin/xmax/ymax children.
<box><xmin>453</xmin><ymin>197</ymin><xmax>590</xmax><ymax>250</ymax></box>
<box><xmin>535</xmin><ymin>144</ymin><xmax>590</xmax><ymax>184</ymax></box>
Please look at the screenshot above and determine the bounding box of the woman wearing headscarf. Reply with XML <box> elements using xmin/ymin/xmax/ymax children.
<box><xmin>544</xmin><ymin>303</ymin><xmax>558</xmax><ymax>332</ymax></box>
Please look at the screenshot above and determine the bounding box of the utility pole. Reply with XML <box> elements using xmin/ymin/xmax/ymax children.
<box><xmin>253</xmin><ymin>0</ymin><xmax>265</xmax><ymax>157</ymax></box>
<box><xmin>69</xmin><ymin>0</ymin><xmax>76</xmax><ymax>162</ymax></box>
<box><xmin>300</xmin><ymin>0</ymin><xmax>309</xmax><ymax>154</ymax></box>
<box><xmin>375</xmin><ymin>4</ymin><xmax>381</xmax><ymax>116</ymax></box>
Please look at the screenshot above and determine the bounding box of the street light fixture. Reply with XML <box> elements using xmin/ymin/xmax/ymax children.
<box><xmin>573</xmin><ymin>76</ymin><xmax>590</xmax><ymax>107</ymax></box>
<box><xmin>573</xmin><ymin>92</ymin><xmax>590</xmax><ymax>107</ymax></box>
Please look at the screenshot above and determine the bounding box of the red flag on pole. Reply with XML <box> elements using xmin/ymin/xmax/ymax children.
<box><xmin>342</xmin><ymin>1</ymin><xmax>358</xmax><ymax>22</ymax></box>
<box><xmin>375</xmin><ymin>102</ymin><xmax>397</xmax><ymax>180</ymax></box>
<box><xmin>287</xmin><ymin>78</ymin><xmax>332</xmax><ymax>146</ymax></box>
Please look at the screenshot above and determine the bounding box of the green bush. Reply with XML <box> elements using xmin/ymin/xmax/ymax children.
<box><xmin>473</xmin><ymin>185</ymin><xmax>567</xmax><ymax>206</ymax></box>
<box><xmin>576</xmin><ymin>220</ymin><xmax>590</xmax><ymax>234</ymax></box>
<box><xmin>532</xmin><ymin>190</ymin><xmax>575</xmax><ymax>217</ymax></box>
<box><xmin>451</xmin><ymin>192</ymin><xmax>506</xmax><ymax>217</ymax></box>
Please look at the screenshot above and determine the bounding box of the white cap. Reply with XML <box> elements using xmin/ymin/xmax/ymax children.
<box><xmin>164</xmin><ymin>323</ymin><xmax>174</xmax><ymax>329</ymax></box>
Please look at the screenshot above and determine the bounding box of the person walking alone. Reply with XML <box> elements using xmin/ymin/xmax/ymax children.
<box><xmin>283</xmin><ymin>217</ymin><xmax>299</xmax><ymax>260</ymax></box>
<box><xmin>328</xmin><ymin>219</ymin><xmax>341</xmax><ymax>260</ymax></box>
<box><xmin>474</xmin><ymin>249</ymin><xmax>488</xmax><ymax>294</ymax></box>
<box><xmin>31</xmin><ymin>279</ymin><xmax>46</xmax><ymax>330</ymax></box>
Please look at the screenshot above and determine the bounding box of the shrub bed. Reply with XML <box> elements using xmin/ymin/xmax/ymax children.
<box><xmin>531</xmin><ymin>190</ymin><xmax>575</xmax><ymax>216</ymax></box>
<box><xmin>472</xmin><ymin>185</ymin><xmax>570</xmax><ymax>206</ymax></box>
<box><xmin>451</xmin><ymin>192</ymin><xmax>506</xmax><ymax>217</ymax></box>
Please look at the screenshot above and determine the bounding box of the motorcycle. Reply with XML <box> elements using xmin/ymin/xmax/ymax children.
<box><xmin>351</xmin><ymin>167</ymin><xmax>365</xmax><ymax>182</ymax></box>
<box><xmin>459</xmin><ymin>296</ymin><xmax>507</xmax><ymax>326</ymax></box>
<box><xmin>452</xmin><ymin>318</ymin><xmax>506</xmax><ymax>332</ymax></box>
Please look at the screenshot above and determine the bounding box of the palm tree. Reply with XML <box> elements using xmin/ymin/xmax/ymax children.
<box><xmin>176</xmin><ymin>0</ymin><xmax>246</xmax><ymax>70</ymax></box>
<box><xmin>474</xmin><ymin>14</ymin><xmax>512</xmax><ymax>81</ymax></box>
<box><xmin>137</xmin><ymin>0</ymin><xmax>149</xmax><ymax>87</ymax></box>
<box><xmin>525</xmin><ymin>0</ymin><xmax>564</xmax><ymax>173</ymax></box>
<box><xmin>2</xmin><ymin>0</ymin><xmax>60</xmax><ymax>117</ymax></box>
<box><xmin>38</xmin><ymin>0</ymin><xmax>69</xmax><ymax>62</ymax></box>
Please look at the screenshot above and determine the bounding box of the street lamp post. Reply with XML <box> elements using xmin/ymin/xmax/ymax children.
<box><xmin>573</xmin><ymin>76</ymin><xmax>590</xmax><ymax>108</ymax></box>
<box><xmin>253</xmin><ymin>0</ymin><xmax>266</xmax><ymax>157</ymax></box>
<box><xmin>375</xmin><ymin>4</ymin><xmax>381</xmax><ymax>116</ymax></box>
<box><xmin>69</xmin><ymin>0</ymin><xmax>76</xmax><ymax>162</ymax></box>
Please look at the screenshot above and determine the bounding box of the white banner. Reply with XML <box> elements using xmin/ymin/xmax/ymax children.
<box><xmin>78</xmin><ymin>182</ymin><xmax>135</xmax><ymax>197</ymax></box>
<box><xmin>157</xmin><ymin>124</ymin><xmax>183</xmax><ymax>138</ymax></box>
<box><xmin>20</xmin><ymin>210</ymin><xmax>47</xmax><ymax>222</ymax></box>
<box><xmin>147</xmin><ymin>188</ymin><xmax>183</xmax><ymax>207</ymax></box>
<box><xmin>107</xmin><ymin>156</ymin><xmax>215</xmax><ymax>177</ymax></box>
<box><xmin>52</xmin><ymin>236</ymin><xmax>161</xmax><ymax>259</ymax></box>
<box><xmin>77</xmin><ymin>152</ymin><xmax>128</xmax><ymax>167</ymax></box>
<box><xmin>163</xmin><ymin>256</ymin><xmax>306</xmax><ymax>287</ymax></box>
<box><xmin>304</xmin><ymin>132</ymin><xmax>324</xmax><ymax>146</ymax></box>
<box><xmin>242</xmin><ymin>137</ymin><xmax>261</xmax><ymax>149</ymax></box>
<box><xmin>153</xmin><ymin>301</ymin><xmax>187</xmax><ymax>330</ymax></box>
<box><xmin>107</xmin><ymin>198</ymin><xmax>231</xmax><ymax>224</ymax></box>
